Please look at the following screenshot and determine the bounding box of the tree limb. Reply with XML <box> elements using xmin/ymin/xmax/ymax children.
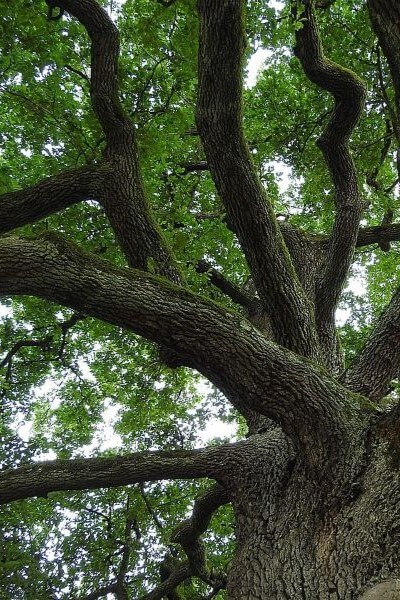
<box><xmin>367</xmin><ymin>0</ymin><xmax>400</xmax><ymax>116</ymax></box>
<box><xmin>0</xmin><ymin>164</ymin><xmax>108</xmax><ymax>235</ymax></box>
<box><xmin>80</xmin><ymin>584</ymin><xmax>119</xmax><ymax>600</ymax></box>
<box><xmin>139</xmin><ymin>484</ymin><xmax>165</xmax><ymax>531</ymax></box>
<box><xmin>294</xmin><ymin>0</ymin><xmax>366</xmax><ymax>328</ymax></box>
<box><xmin>0</xmin><ymin>446</ymin><xmax>220</xmax><ymax>505</ymax></box>
<box><xmin>140</xmin><ymin>563</ymin><xmax>191</xmax><ymax>600</ymax></box>
<box><xmin>0</xmin><ymin>337</ymin><xmax>52</xmax><ymax>369</ymax></box>
<box><xmin>344</xmin><ymin>287</ymin><xmax>400</xmax><ymax>401</ymax></box>
<box><xmin>196</xmin><ymin>0</ymin><xmax>320</xmax><ymax>360</ymax></box>
<box><xmin>356</xmin><ymin>223</ymin><xmax>400</xmax><ymax>248</ymax></box>
<box><xmin>196</xmin><ymin>260</ymin><xmax>259</xmax><ymax>312</ymax></box>
<box><xmin>171</xmin><ymin>483</ymin><xmax>229</xmax><ymax>583</ymax></box>
<box><xmin>0</xmin><ymin>234</ymin><xmax>366</xmax><ymax>466</ymax></box>
<box><xmin>46</xmin><ymin>0</ymin><xmax>181</xmax><ymax>282</ymax></box>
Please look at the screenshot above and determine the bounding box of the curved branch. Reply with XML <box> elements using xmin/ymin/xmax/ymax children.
<box><xmin>0</xmin><ymin>446</ymin><xmax>219</xmax><ymax>505</ymax></box>
<box><xmin>0</xmin><ymin>234</ymin><xmax>365</xmax><ymax>466</ymax></box>
<box><xmin>0</xmin><ymin>164</ymin><xmax>108</xmax><ymax>234</ymax></box>
<box><xmin>294</xmin><ymin>0</ymin><xmax>367</xmax><ymax>325</ymax></box>
<box><xmin>45</xmin><ymin>0</ymin><xmax>180</xmax><ymax>281</ymax></box>
<box><xmin>196</xmin><ymin>0</ymin><xmax>319</xmax><ymax>360</ymax></box>
<box><xmin>45</xmin><ymin>0</ymin><xmax>124</xmax><ymax>147</ymax></box>
<box><xmin>0</xmin><ymin>337</ymin><xmax>52</xmax><ymax>369</ymax></box>
<box><xmin>171</xmin><ymin>483</ymin><xmax>229</xmax><ymax>582</ymax></box>
<box><xmin>344</xmin><ymin>287</ymin><xmax>400</xmax><ymax>401</ymax></box>
<box><xmin>80</xmin><ymin>585</ymin><xmax>119</xmax><ymax>600</ymax></box>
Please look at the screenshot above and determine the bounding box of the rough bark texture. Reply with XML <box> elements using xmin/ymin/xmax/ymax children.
<box><xmin>2</xmin><ymin>0</ymin><xmax>400</xmax><ymax>598</ymax></box>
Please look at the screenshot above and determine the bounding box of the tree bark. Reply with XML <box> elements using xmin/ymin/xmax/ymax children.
<box><xmin>222</xmin><ymin>426</ymin><xmax>400</xmax><ymax>599</ymax></box>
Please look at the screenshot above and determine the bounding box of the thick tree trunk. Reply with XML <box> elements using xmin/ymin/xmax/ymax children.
<box><xmin>224</xmin><ymin>423</ymin><xmax>400</xmax><ymax>599</ymax></box>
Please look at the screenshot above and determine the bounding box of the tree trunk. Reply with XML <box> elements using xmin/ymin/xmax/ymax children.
<box><xmin>224</xmin><ymin>423</ymin><xmax>400</xmax><ymax>599</ymax></box>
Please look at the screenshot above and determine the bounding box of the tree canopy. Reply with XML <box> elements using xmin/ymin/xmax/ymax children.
<box><xmin>1</xmin><ymin>0</ymin><xmax>400</xmax><ymax>598</ymax></box>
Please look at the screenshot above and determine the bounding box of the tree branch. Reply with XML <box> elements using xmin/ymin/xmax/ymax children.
<box><xmin>171</xmin><ymin>483</ymin><xmax>229</xmax><ymax>583</ymax></box>
<box><xmin>356</xmin><ymin>223</ymin><xmax>400</xmax><ymax>249</ymax></box>
<box><xmin>0</xmin><ymin>234</ymin><xmax>366</xmax><ymax>466</ymax></box>
<box><xmin>344</xmin><ymin>287</ymin><xmax>400</xmax><ymax>401</ymax></box>
<box><xmin>367</xmin><ymin>0</ymin><xmax>400</xmax><ymax>115</ymax></box>
<box><xmin>140</xmin><ymin>563</ymin><xmax>191</xmax><ymax>600</ymax></box>
<box><xmin>139</xmin><ymin>484</ymin><xmax>165</xmax><ymax>531</ymax></box>
<box><xmin>196</xmin><ymin>0</ymin><xmax>320</xmax><ymax>360</ymax></box>
<box><xmin>0</xmin><ymin>164</ymin><xmax>108</xmax><ymax>235</ymax></box>
<box><xmin>196</xmin><ymin>260</ymin><xmax>259</xmax><ymax>311</ymax></box>
<box><xmin>294</xmin><ymin>0</ymin><xmax>366</xmax><ymax>327</ymax></box>
<box><xmin>45</xmin><ymin>0</ymin><xmax>181</xmax><ymax>281</ymax></box>
<box><xmin>80</xmin><ymin>584</ymin><xmax>119</xmax><ymax>600</ymax></box>
<box><xmin>0</xmin><ymin>337</ymin><xmax>52</xmax><ymax>369</ymax></box>
<box><xmin>0</xmin><ymin>446</ymin><xmax>220</xmax><ymax>505</ymax></box>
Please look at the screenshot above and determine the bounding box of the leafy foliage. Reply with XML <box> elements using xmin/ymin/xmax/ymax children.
<box><xmin>1</xmin><ymin>0</ymin><xmax>400</xmax><ymax>597</ymax></box>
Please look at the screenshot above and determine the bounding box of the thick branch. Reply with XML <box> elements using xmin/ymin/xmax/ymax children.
<box><xmin>0</xmin><ymin>234</ymin><xmax>365</xmax><ymax>465</ymax></box>
<box><xmin>45</xmin><ymin>0</ymin><xmax>125</xmax><ymax>147</ymax></box>
<box><xmin>196</xmin><ymin>0</ymin><xmax>319</xmax><ymax>360</ymax></box>
<box><xmin>141</xmin><ymin>563</ymin><xmax>191</xmax><ymax>600</ymax></box>
<box><xmin>0</xmin><ymin>446</ymin><xmax>218</xmax><ymax>505</ymax></box>
<box><xmin>294</xmin><ymin>0</ymin><xmax>366</xmax><ymax>325</ymax></box>
<box><xmin>345</xmin><ymin>287</ymin><xmax>400</xmax><ymax>401</ymax></box>
<box><xmin>356</xmin><ymin>223</ymin><xmax>400</xmax><ymax>248</ymax></box>
<box><xmin>0</xmin><ymin>164</ymin><xmax>107</xmax><ymax>234</ymax></box>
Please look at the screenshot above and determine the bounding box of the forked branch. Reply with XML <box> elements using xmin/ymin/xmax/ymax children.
<box><xmin>0</xmin><ymin>234</ymin><xmax>365</xmax><ymax>466</ymax></box>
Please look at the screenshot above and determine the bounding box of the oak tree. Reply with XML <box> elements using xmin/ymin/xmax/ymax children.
<box><xmin>1</xmin><ymin>0</ymin><xmax>400</xmax><ymax>597</ymax></box>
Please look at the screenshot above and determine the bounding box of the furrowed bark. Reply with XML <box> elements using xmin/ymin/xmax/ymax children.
<box><xmin>0</xmin><ymin>234</ymin><xmax>365</xmax><ymax>467</ymax></box>
<box><xmin>0</xmin><ymin>164</ymin><xmax>109</xmax><ymax>233</ymax></box>
<box><xmin>46</xmin><ymin>0</ymin><xmax>180</xmax><ymax>282</ymax></box>
<box><xmin>294</xmin><ymin>0</ymin><xmax>366</xmax><ymax>358</ymax></box>
<box><xmin>345</xmin><ymin>287</ymin><xmax>400</xmax><ymax>401</ymax></box>
<box><xmin>0</xmin><ymin>446</ymin><xmax>218</xmax><ymax>505</ymax></box>
<box><xmin>196</xmin><ymin>0</ymin><xmax>320</xmax><ymax>360</ymax></box>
